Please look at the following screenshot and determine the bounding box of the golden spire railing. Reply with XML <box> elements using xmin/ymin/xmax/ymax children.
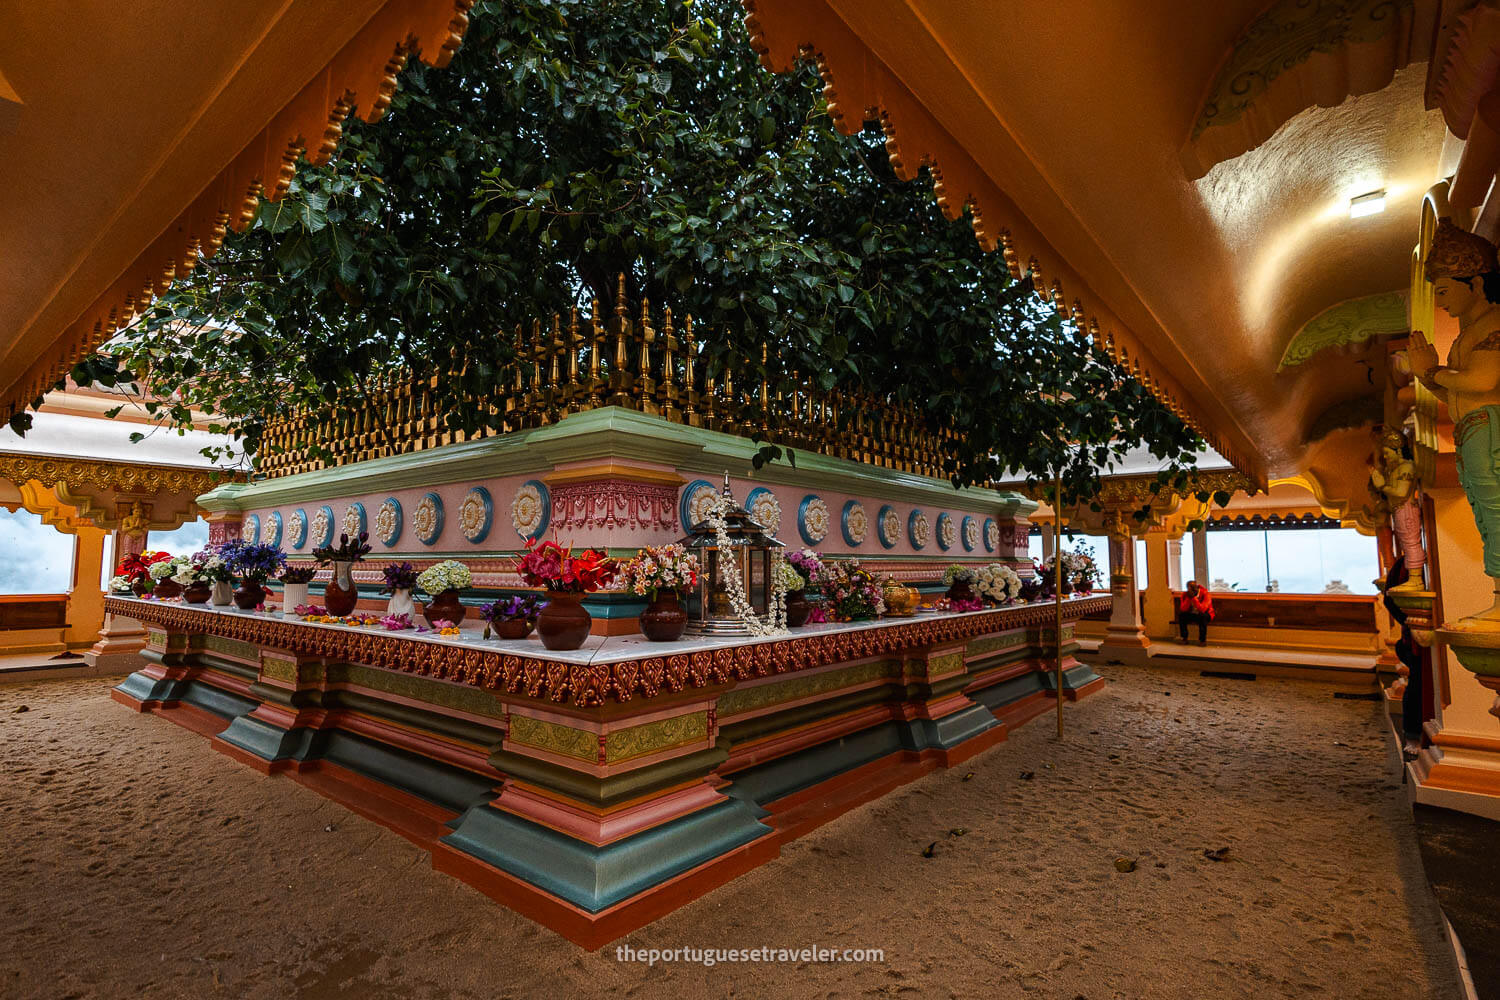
<box><xmin>255</xmin><ymin>278</ymin><xmax>962</xmax><ymax>480</ymax></box>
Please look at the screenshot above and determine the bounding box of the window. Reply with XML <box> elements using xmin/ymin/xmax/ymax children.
<box><xmin>1134</xmin><ymin>538</ymin><xmax>1148</xmax><ymax>589</ymax></box>
<box><xmin>147</xmin><ymin>518</ymin><xmax>210</xmax><ymax>558</ymax></box>
<box><xmin>1204</xmin><ymin>527</ymin><xmax>1376</xmax><ymax>595</ymax></box>
<box><xmin>0</xmin><ymin>508</ymin><xmax>77</xmax><ymax>595</ymax></box>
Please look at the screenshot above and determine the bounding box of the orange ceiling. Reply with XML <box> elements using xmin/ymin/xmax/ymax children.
<box><xmin>755</xmin><ymin>0</ymin><xmax>1455</xmax><ymax>480</ymax></box>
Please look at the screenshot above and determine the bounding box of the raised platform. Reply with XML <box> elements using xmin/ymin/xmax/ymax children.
<box><xmin>108</xmin><ymin>594</ymin><xmax>1107</xmax><ymax>947</ymax></box>
<box><xmin>1082</xmin><ymin>639</ymin><xmax>1379</xmax><ymax>688</ymax></box>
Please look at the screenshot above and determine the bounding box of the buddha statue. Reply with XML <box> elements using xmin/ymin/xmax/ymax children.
<box><xmin>1409</xmin><ymin>219</ymin><xmax>1500</xmax><ymax>621</ymax></box>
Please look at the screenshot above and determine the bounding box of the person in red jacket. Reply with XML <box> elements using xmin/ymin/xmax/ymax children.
<box><xmin>1178</xmin><ymin>581</ymin><xmax>1215</xmax><ymax>645</ymax></box>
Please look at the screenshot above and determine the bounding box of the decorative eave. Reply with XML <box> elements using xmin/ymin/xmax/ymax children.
<box><xmin>0</xmin><ymin>0</ymin><xmax>474</xmax><ymax>427</ymax></box>
<box><xmin>0</xmin><ymin>451</ymin><xmax>243</xmax><ymax>529</ymax></box>
<box><xmin>1183</xmin><ymin>0</ymin><xmax>1439</xmax><ymax>179</ymax></box>
<box><xmin>739</xmin><ymin>0</ymin><xmax>1264</xmax><ymax>487</ymax></box>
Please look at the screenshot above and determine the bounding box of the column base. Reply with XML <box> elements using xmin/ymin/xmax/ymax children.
<box><xmin>1408</xmin><ymin>721</ymin><xmax>1500</xmax><ymax>822</ymax></box>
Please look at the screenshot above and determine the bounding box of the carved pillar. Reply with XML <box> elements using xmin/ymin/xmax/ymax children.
<box><xmin>1100</xmin><ymin>516</ymin><xmax>1148</xmax><ymax>658</ymax></box>
<box><xmin>205</xmin><ymin>509</ymin><xmax>243</xmax><ymax>547</ymax></box>
<box><xmin>63</xmin><ymin>525</ymin><xmax>108</xmax><ymax>650</ymax></box>
<box><xmin>84</xmin><ymin>504</ymin><xmax>152</xmax><ymax>673</ymax></box>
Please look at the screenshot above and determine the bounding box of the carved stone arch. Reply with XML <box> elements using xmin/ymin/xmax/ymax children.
<box><xmin>1181</xmin><ymin>0</ymin><xmax>1441</xmax><ymax>179</ymax></box>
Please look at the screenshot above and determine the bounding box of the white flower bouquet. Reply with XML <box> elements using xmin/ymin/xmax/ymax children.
<box><xmin>417</xmin><ymin>560</ymin><xmax>473</xmax><ymax>595</ymax></box>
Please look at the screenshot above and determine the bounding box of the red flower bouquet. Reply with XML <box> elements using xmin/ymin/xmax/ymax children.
<box><xmin>515</xmin><ymin>539</ymin><xmax>618</xmax><ymax>594</ymax></box>
<box><xmin>117</xmin><ymin>550</ymin><xmax>172</xmax><ymax>582</ymax></box>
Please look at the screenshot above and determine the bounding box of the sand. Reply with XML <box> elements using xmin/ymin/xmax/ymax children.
<box><xmin>0</xmin><ymin>665</ymin><xmax>1461</xmax><ymax>1000</ymax></box>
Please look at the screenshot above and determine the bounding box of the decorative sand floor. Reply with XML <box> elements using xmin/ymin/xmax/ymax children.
<box><xmin>0</xmin><ymin>666</ymin><xmax>1461</xmax><ymax>999</ymax></box>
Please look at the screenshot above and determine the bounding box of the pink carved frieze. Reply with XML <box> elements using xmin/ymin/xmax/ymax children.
<box><xmin>549</xmin><ymin>479</ymin><xmax>679</xmax><ymax>549</ymax></box>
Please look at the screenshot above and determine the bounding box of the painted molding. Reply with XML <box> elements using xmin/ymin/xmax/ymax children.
<box><xmin>1277</xmin><ymin>291</ymin><xmax>1407</xmax><ymax>369</ymax></box>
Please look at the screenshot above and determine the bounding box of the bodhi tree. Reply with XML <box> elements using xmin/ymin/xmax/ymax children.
<box><xmin>57</xmin><ymin>0</ymin><xmax>1205</xmax><ymax>510</ymax></box>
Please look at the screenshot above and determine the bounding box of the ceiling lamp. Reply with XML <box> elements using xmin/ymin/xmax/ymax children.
<box><xmin>1349</xmin><ymin>189</ymin><xmax>1386</xmax><ymax>219</ymax></box>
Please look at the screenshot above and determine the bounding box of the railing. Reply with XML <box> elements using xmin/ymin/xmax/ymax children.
<box><xmin>256</xmin><ymin>279</ymin><xmax>962</xmax><ymax>480</ymax></box>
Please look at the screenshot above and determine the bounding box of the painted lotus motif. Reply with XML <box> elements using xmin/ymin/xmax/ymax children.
<box><xmin>460</xmin><ymin>488</ymin><xmax>491</xmax><ymax>542</ymax></box>
<box><xmin>801</xmin><ymin>496</ymin><xmax>830</xmax><ymax>543</ymax></box>
<box><xmin>910</xmin><ymin>511</ymin><xmax>930</xmax><ymax>549</ymax></box>
<box><xmin>843</xmin><ymin>501</ymin><xmax>867</xmax><ymax>545</ymax></box>
<box><xmin>749</xmin><ymin>490</ymin><xmax>782</xmax><ymax>534</ymax></box>
<box><xmin>986</xmin><ymin>519</ymin><xmax>1000</xmax><ymax>552</ymax></box>
<box><xmin>375</xmin><ymin>499</ymin><xmax>401</xmax><ymax>545</ymax></box>
<box><xmin>880</xmin><ymin>507</ymin><xmax>902</xmax><ymax>547</ymax></box>
<box><xmin>512</xmin><ymin>483</ymin><xmax>545</xmax><ymax>539</ymax></box>
<box><xmin>413</xmin><ymin>495</ymin><xmax>441</xmax><ymax>543</ymax></box>
<box><xmin>964</xmin><ymin>516</ymin><xmax>980</xmax><ymax>551</ymax></box>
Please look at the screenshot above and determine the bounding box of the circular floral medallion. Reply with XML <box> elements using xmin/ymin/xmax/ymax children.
<box><xmin>936</xmin><ymin>513</ymin><xmax>956</xmax><ymax>551</ymax></box>
<box><xmin>745</xmin><ymin>487</ymin><xmax>782</xmax><ymax>534</ymax></box>
<box><xmin>984</xmin><ymin>518</ymin><xmax>999</xmax><ymax>553</ymax></box>
<box><xmin>289</xmin><ymin>509</ymin><xmax>308</xmax><ymax>550</ymax></box>
<box><xmin>799</xmin><ymin>495</ymin><xmax>830</xmax><ymax>545</ymax></box>
<box><xmin>841</xmin><ymin>500</ymin><xmax>868</xmax><ymax>547</ymax></box>
<box><xmin>877</xmin><ymin>505</ymin><xmax>901</xmax><ymax>549</ymax></box>
<box><xmin>265</xmin><ymin>511</ymin><xmax>284</xmax><ymax>548</ymax></box>
<box><xmin>311</xmin><ymin>505</ymin><xmax>334</xmax><ymax>550</ymax></box>
<box><xmin>243</xmin><ymin>514</ymin><xmax>260</xmax><ymax>545</ymax></box>
<box><xmin>375</xmin><ymin>498</ymin><xmax>402</xmax><ymax>547</ymax></box>
<box><xmin>962</xmin><ymin>515</ymin><xmax>979</xmax><ymax>552</ymax></box>
<box><xmin>460</xmin><ymin>487</ymin><xmax>493</xmax><ymax>543</ymax></box>
<box><xmin>680</xmin><ymin>480</ymin><xmax>718</xmax><ymax>531</ymax></box>
<box><xmin>908</xmin><ymin>509</ymin><xmax>930</xmax><ymax>550</ymax></box>
<box><xmin>511</xmin><ymin>480</ymin><xmax>551</xmax><ymax>541</ymax></box>
<box><xmin>343</xmin><ymin>501</ymin><xmax>367</xmax><ymax>540</ymax></box>
<box><xmin>413</xmin><ymin>493</ymin><xmax>444</xmax><ymax>546</ymax></box>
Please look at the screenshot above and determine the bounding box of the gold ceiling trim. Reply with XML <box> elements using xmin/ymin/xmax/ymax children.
<box><xmin>740</xmin><ymin>0</ymin><xmax>1263</xmax><ymax>487</ymax></box>
<box><xmin>0</xmin><ymin>453</ymin><xmax>231</xmax><ymax>499</ymax></box>
<box><xmin>0</xmin><ymin>0</ymin><xmax>474</xmax><ymax>428</ymax></box>
<box><xmin>1182</xmin><ymin>0</ymin><xmax>1436</xmax><ymax>179</ymax></box>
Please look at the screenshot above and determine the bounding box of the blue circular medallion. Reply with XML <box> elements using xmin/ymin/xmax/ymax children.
<box><xmin>936</xmin><ymin>512</ymin><xmax>955</xmax><ymax>551</ymax></box>
<box><xmin>877</xmin><ymin>505</ymin><xmax>900</xmax><ymax>549</ymax></box>
<box><xmin>680</xmin><ymin>479</ymin><xmax>716</xmax><ymax>531</ymax></box>
<box><xmin>983</xmin><ymin>517</ymin><xmax>997</xmax><ymax>553</ymax></box>
<box><xmin>415</xmin><ymin>493</ymin><xmax>445</xmax><ymax>546</ymax></box>
<box><xmin>908</xmin><ymin>508</ymin><xmax>929</xmax><ymax>551</ymax></box>
<box><xmin>960</xmin><ymin>515</ymin><xmax>976</xmax><ymax>552</ymax></box>
<box><xmin>461</xmin><ymin>487</ymin><xmax>493</xmax><ymax>543</ymax></box>
<box><xmin>343</xmin><ymin>501</ymin><xmax>367</xmax><ymax>539</ymax></box>
<box><xmin>243</xmin><ymin>514</ymin><xmax>260</xmax><ymax>545</ymax></box>
<box><xmin>289</xmin><ymin>509</ymin><xmax>308</xmax><ymax>550</ymax></box>
<box><xmin>376</xmin><ymin>497</ymin><xmax>403</xmax><ymax>547</ymax></box>
<box><xmin>313</xmin><ymin>505</ymin><xmax>335</xmax><ymax>550</ymax></box>
<box><xmin>265</xmin><ymin>511</ymin><xmax>284</xmax><ymax>548</ymax></box>
<box><xmin>840</xmin><ymin>500</ymin><xmax>867</xmax><ymax>547</ymax></box>
<box><xmin>798</xmin><ymin>494</ymin><xmax>830</xmax><ymax>545</ymax></box>
<box><xmin>513</xmin><ymin>480</ymin><xmax>551</xmax><ymax>541</ymax></box>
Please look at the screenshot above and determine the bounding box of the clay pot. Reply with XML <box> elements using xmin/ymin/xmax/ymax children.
<box><xmin>945</xmin><ymin>580</ymin><xmax>976</xmax><ymax>603</ymax></box>
<box><xmin>183</xmin><ymin>581</ymin><xmax>212</xmax><ymax>605</ymax></box>
<box><xmin>324</xmin><ymin>560</ymin><xmax>360</xmax><ymax>617</ymax></box>
<box><xmin>422</xmin><ymin>588</ymin><xmax>467</xmax><ymax>629</ymax></box>
<box><xmin>131</xmin><ymin>578</ymin><xmax>151</xmax><ymax>598</ymax></box>
<box><xmin>785</xmin><ymin>588</ymin><xmax>812</xmax><ymax>628</ymax></box>
<box><xmin>152</xmin><ymin>579</ymin><xmax>183</xmax><ymax>600</ymax></box>
<box><xmin>233</xmin><ymin>580</ymin><xmax>265</xmax><ymax>610</ymax></box>
<box><xmin>537</xmin><ymin>591</ymin><xmax>591</xmax><ymax>650</ymax></box>
<box><xmin>640</xmin><ymin>590</ymin><xmax>688</xmax><ymax>642</ymax></box>
<box><xmin>493</xmin><ymin>617</ymin><xmax>534</xmax><ymax>640</ymax></box>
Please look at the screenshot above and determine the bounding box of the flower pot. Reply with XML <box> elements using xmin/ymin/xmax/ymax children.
<box><xmin>537</xmin><ymin>591</ymin><xmax>591</xmax><ymax>650</ymax></box>
<box><xmin>785</xmin><ymin>588</ymin><xmax>812</xmax><ymax>628</ymax></box>
<box><xmin>946</xmin><ymin>580</ymin><xmax>976</xmax><ymax>603</ymax></box>
<box><xmin>131</xmin><ymin>578</ymin><xmax>151</xmax><ymax>598</ymax></box>
<box><xmin>233</xmin><ymin>580</ymin><xmax>265</xmax><ymax>610</ymax></box>
<box><xmin>152</xmin><ymin>579</ymin><xmax>183</xmax><ymax>600</ymax></box>
<box><xmin>422</xmin><ymin>588</ymin><xmax>467</xmax><ymax>629</ymax></box>
<box><xmin>183</xmin><ymin>581</ymin><xmax>212</xmax><ymax>605</ymax></box>
<box><xmin>640</xmin><ymin>591</ymin><xmax>688</xmax><ymax>642</ymax></box>
<box><xmin>493</xmin><ymin>618</ymin><xmax>534</xmax><ymax>640</ymax></box>
<box><xmin>387</xmin><ymin>588</ymin><xmax>415</xmax><ymax>620</ymax></box>
<box><xmin>324</xmin><ymin>560</ymin><xmax>359</xmax><ymax>617</ymax></box>
<box><xmin>211</xmin><ymin>580</ymin><xmax>234</xmax><ymax>607</ymax></box>
<box><xmin>281</xmin><ymin>581</ymin><xmax>309</xmax><ymax>614</ymax></box>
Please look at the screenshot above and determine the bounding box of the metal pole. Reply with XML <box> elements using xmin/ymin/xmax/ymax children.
<box><xmin>1054</xmin><ymin>472</ymin><xmax>1064</xmax><ymax>739</ymax></box>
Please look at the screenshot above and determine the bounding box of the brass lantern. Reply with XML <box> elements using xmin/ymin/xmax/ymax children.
<box><xmin>681</xmin><ymin>475</ymin><xmax>784</xmax><ymax>635</ymax></box>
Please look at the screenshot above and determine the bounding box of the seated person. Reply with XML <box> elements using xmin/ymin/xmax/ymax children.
<box><xmin>1178</xmin><ymin>581</ymin><xmax>1214</xmax><ymax>645</ymax></box>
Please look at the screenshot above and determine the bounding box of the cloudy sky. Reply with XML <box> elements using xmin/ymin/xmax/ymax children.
<box><xmin>0</xmin><ymin>512</ymin><xmax>211</xmax><ymax>595</ymax></box>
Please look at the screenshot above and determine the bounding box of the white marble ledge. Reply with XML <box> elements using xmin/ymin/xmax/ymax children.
<box><xmin>108</xmin><ymin>596</ymin><xmax>1102</xmax><ymax>667</ymax></box>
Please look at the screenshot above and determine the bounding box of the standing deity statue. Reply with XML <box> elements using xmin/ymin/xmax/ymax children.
<box><xmin>119</xmin><ymin>501</ymin><xmax>149</xmax><ymax>540</ymax></box>
<box><xmin>1409</xmin><ymin>219</ymin><xmax>1500</xmax><ymax>621</ymax></box>
<box><xmin>1367</xmin><ymin>430</ymin><xmax>1424</xmax><ymax>590</ymax></box>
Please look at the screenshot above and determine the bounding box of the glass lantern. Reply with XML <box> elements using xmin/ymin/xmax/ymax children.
<box><xmin>681</xmin><ymin>476</ymin><xmax>784</xmax><ymax>635</ymax></box>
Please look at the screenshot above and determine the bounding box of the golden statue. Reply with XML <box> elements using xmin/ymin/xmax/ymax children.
<box><xmin>119</xmin><ymin>501</ymin><xmax>149</xmax><ymax>540</ymax></box>
<box><xmin>1409</xmin><ymin>219</ymin><xmax>1500</xmax><ymax>621</ymax></box>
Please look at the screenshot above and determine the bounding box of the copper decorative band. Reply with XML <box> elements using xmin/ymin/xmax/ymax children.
<box><xmin>106</xmin><ymin>596</ymin><xmax>1107</xmax><ymax>708</ymax></box>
